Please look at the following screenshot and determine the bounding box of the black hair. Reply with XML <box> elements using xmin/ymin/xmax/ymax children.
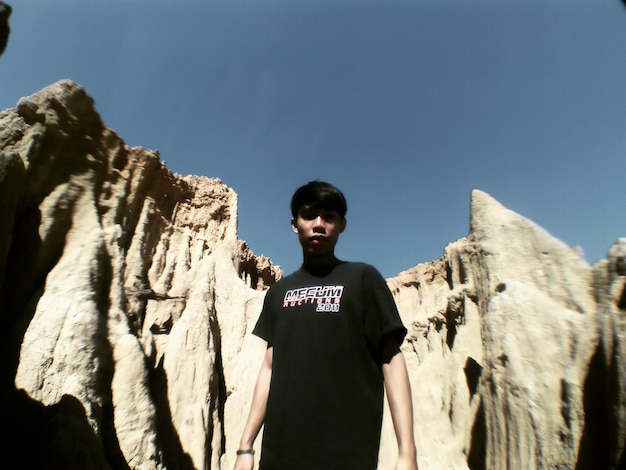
<box><xmin>290</xmin><ymin>181</ymin><xmax>348</xmax><ymax>219</ymax></box>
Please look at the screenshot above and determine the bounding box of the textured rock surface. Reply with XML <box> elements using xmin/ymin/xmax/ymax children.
<box><xmin>1</xmin><ymin>81</ymin><xmax>624</xmax><ymax>469</ymax></box>
<box><xmin>386</xmin><ymin>197</ymin><xmax>625</xmax><ymax>470</ymax></box>
<box><xmin>0</xmin><ymin>80</ymin><xmax>279</xmax><ymax>470</ymax></box>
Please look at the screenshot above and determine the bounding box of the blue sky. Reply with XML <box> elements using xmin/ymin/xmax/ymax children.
<box><xmin>1</xmin><ymin>0</ymin><xmax>625</xmax><ymax>278</ymax></box>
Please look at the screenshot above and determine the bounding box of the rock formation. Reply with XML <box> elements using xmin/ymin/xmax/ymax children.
<box><xmin>0</xmin><ymin>80</ymin><xmax>624</xmax><ymax>469</ymax></box>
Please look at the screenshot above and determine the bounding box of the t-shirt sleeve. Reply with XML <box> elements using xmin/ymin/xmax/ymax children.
<box><xmin>252</xmin><ymin>287</ymin><xmax>276</xmax><ymax>345</ymax></box>
<box><xmin>362</xmin><ymin>265</ymin><xmax>407</xmax><ymax>351</ymax></box>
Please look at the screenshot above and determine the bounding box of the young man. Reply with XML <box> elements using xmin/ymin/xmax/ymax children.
<box><xmin>234</xmin><ymin>181</ymin><xmax>418</xmax><ymax>470</ymax></box>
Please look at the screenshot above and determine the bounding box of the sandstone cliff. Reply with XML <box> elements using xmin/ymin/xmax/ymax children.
<box><xmin>0</xmin><ymin>81</ymin><xmax>624</xmax><ymax>469</ymax></box>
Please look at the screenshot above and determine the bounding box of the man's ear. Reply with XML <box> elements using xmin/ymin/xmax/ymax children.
<box><xmin>291</xmin><ymin>218</ymin><xmax>298</xmax><ymax>233</ymax></box>
<box><xmin>340</xmin><ymin>217</ymin><xmax>347</xmax><ymax>233</ymax></box>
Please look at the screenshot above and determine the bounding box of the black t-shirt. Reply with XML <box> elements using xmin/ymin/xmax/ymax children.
<box><xmin>253</xmin><ymin>261</ymin><xmax>407</xmax><ymax>470</ymax></box>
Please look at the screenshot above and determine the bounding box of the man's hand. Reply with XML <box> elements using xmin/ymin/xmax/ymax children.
<box><xmin>382</xmin><ymin>336</ymin><xmax>419</xmax><ymax>470</ymax></box>
<box><xmin>233</xmin><ymin>453</ymin><xmax>254</xmax><ymax>470</ymax></box>
<box><xmin>233</xmin><ymin>346</ymin><xmax>272</xmax><ymax>470</ymax></box>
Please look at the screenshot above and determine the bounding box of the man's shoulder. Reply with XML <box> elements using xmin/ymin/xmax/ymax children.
<box><xmin>343</xmin><ymin>260</ymin><xmax>374</xmax><ymax>270</ymax></box>
<box><xmin>340</xmin><ymin>261</ymin><xmax>383</xmax><ymax>276</ymax></box>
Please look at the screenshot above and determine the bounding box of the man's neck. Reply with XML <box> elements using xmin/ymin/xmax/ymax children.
<box><xmin>302</xmin><ymin>254</ymin><xmax>341</xmax><ymax>268</ymax></box>
<box><xmin>301</xmin><ymin>256</ymin><xmax>343</xmax><ymax>276</ymax></box>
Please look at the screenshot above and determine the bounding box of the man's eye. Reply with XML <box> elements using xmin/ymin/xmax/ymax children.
<box><xmin>299</xmin><ymin>210</ymin><xmax>340</xmax><ymax>221</ymax></box>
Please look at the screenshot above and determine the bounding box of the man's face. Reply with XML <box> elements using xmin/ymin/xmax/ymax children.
<box><xmin>291</xmin><ymin>205</ymin><xmax>346</xmax><ymax>257</ymax></box>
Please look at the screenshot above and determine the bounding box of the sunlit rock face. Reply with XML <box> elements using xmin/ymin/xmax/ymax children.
<box><xmin>1</xmin><ymin>81</ymin><xmax>624</xmax><ymax>469</ymax></box>
<box><xmin>387</xmin><ymin>193</ymin><xmax>625</xmax><ymax>470</ymax></box>
<box><xmin>0</xmin><ymin>80</ymin><xmax>280</xmax><ymax>470</ymax></box>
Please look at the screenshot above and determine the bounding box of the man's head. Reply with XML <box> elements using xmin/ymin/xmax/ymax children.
<box><xmin>290</xmin><ymin>180</ymin><xmax>348</xmax><ymax>219</ymax></box>
<box><xmin>290</xmin><ymin>181</ymin><xmax>347</xmax><ymax>264</ymax></box>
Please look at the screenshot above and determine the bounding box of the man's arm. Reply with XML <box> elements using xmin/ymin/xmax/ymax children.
<box><xmin>234</xmin><ymin>345</ymin><xmax>273</xmax><ymax>470</ymax></box>
<box><xmin>382</xmin><ymin>337</ymin><xmax>418</xmax><ymax>470</ymax></box>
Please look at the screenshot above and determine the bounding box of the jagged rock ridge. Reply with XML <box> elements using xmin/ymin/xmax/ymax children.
<box><xmin>0</xmin><ymin>81</ymin><xmax>624</xmax><ymax>469</ymax></box>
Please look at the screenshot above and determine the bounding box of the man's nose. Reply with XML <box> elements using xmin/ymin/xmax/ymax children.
<box><xmin>313</xmin><ymin>216</ymin><xmax>325</xmax><ymax>230</ymax></box>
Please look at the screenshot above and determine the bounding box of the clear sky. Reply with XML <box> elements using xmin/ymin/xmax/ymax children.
<box><xmin>2</xmin><ymin>0</ymin><xmax>625</xmax><ymax>278</ymax></box>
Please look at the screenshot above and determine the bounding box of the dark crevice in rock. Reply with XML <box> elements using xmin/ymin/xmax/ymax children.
<box><xmin>94</xmin><ymin>244</ymin><xmax>125</xmax><ymax>470</ymax></box>
<box><xmin>467</xmin><ymin>399</ymin><xmax>486</xmax><ymax>470</ymax></box>
<box><xmin>576</xmin><ymin>341</ymin><xmax>613</xmax><ymax>470</ymax></box>
<box><xmin>445</xmin><ymin>259</ymin><xmax>454</xmax><ymax>291</ymax></box>
<box><xmin>208</xmin><ymin>306</ymin><xmax>228</xmax><ymax>466</ymax></box>
<box><xmin>151</xmin><ymin>356</ymin><xmax>195</xmax><ymax>470</ymax></box>
<box><xmin>0</xmin><ymin>390</ymin><xmax>111</xmax><ymax>468</ymax></box>
<box><xmin>559</xmin><ymin>378</ymin><xmax>573</xmax><ymax>435</ymax></box>
<box><xmin>445</xmin><ymin>291</ymin><xmax>466</xmax><ymax>349</ymax></box>
<box><xmin>1</xmin><ymin>206</ymin><xmax>46</xmax><ymax>329</ymax></box>
<box><xmin>618</xmin><ymin>280</ymin><xmax>626</xmax><ymax>311</ymax></box>
<box><xmin>464</xmin><ymin>357</ymin><xmax>482</xmax><ymax>399</ymax></box>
